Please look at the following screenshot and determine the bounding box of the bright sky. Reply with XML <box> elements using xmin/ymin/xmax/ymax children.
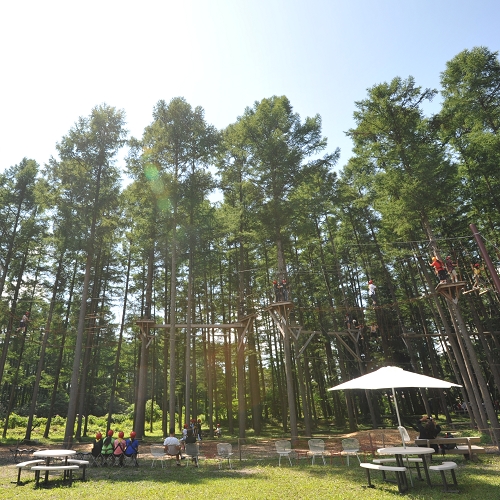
<box><xmin>1</xmin><ymin>0</ymin><xmax>499</xmax><ymax>176</ymax></box>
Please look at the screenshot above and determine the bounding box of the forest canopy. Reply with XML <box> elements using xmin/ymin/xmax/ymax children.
<box><xmin>1</xmin><ymin>47</ymin><xmax>499</xmax><ymax>447</ymax></box>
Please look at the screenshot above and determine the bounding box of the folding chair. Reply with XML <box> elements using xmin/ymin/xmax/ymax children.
<box><xmin>184</xmin><ymin>442</ymin><xmax>200</xmax><ymax>467</ymax></box>
<box><xmin>123</xmin><ymin>451</ymin><xmax>139</xmax><ymax>466</ymax></box>
<box><xmin>341</xmin><ymin>438</ymin><xmax>361</xmax><ymax>466</ymax></box>
<box><xmin>308</xmin><ymin>439</ymin><xmax>326</xmax><ymax>465</ymax></box>
<box><xmin>90</xmin><ymin>439</ymin><xmax>103</xmax><ymax>466</ymax></box>
<box><xmin>216</xmin><ymin>443</ymin><xmax>233</xmax><ymax>469</ymax></box>
<box><xmin>275</xmin><ymin>440</ymin><xmax>293</xmax><ymax>466</ymax></box>
<box><xmin>150</xmin><ymin>445</ymin><xmax>165</xmax><ymax>468</ymax></box>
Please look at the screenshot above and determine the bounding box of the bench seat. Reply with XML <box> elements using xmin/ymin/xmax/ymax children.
<box><xmin>67</xmin><ymin>459</ymin><xmax>89</xmax><ymax>480</ymax></box>
<box><xmin>455</xmin><ymin>445</ymin><xmax>485</xmax><ymax>454</ymax></box>
<box><xmin>15</xmin><ymin>459</ymin><xmax>45</xmax><ymax>484</ymax></box>
<box><xmin>429</xmin><ymin>461</ymin><xmax>459</xmax><ymax>492</ymax></box>
<box><xmin>31</xmin><ymin>465</ymin><xmax>79</xmax><ymax>486</ymax></box>
<box><xmin>360</xmin><ymin>462</ymin><xmax>408</xmax><ymax>493</ymax></box>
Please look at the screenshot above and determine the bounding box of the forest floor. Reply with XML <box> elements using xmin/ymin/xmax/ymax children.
<box><xmin>0</xmin><ymin>428</ymin><xmax>497</xmax><ymax>465</ymax></box>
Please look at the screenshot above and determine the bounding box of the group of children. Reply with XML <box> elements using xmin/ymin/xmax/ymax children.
<box><xmin>430</xmin><ymin>256</ymin><xmax>459</xmax><ymax>284</ymax></box>
<box><xmin>430</xmin><ymin>255</ymin><xmax>487</xmax><ymax>289</ymax></box>
<box><xmin>91</xmin><ymin>429</ymin><xmax>139</xmax><ymax>466</ymax></box>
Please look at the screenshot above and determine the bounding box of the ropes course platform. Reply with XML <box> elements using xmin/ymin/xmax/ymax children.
<box><xmin>435</xmin><ymin>281</ymin><xmax>467</xmax><ymax>303</ymax></box>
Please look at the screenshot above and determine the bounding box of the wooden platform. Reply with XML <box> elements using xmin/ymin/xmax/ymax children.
<box><xmin>435</xmin><ymin>281</ymin><xmax>467</xmax><ymax>303</ymax></box>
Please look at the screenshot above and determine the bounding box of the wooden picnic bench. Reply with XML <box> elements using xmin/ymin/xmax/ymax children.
<box><xmin>414</xmin><ymin>436</ymin><xmax>485</xmax><ymax>459</ymax></box>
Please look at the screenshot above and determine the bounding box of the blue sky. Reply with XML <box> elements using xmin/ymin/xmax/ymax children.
<box><xmin>1</xmin><ymin>0</ymin><xmax>499</xmax><ymax>177</ymax></box>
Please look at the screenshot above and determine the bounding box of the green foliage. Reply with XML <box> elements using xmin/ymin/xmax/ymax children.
<box><xmin>145</xmin><ymin>400</ymin><xmax>163</xmax><ymax>422</ymax></box>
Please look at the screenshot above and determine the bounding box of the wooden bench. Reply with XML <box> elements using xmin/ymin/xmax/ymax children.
<box><xmin>15</xmin><ymin>459</ymin><xmax>45</xmax><ymax>484</ymax></box>
<box><xmin>429</xmin><ymin>461</ymin><xmax>459</xmax><ymax>493</ymax></box>
<box><xmin>414</xmin><ymin>437</ymin><xmax>485</xmax><ymax>460</ymax></box>
<box><xmin>31</xmin><ymin>465</ymin><xmax>79</xmax><ymax>486</ymax></box>
<box><xmin>67</xmin><ymin>459</ymin><xmax>89</xmax><ymax>480</ymax></box>
<box><xmin>360</xmin><ymin>462</ymin><xmax>408</xmax><ymax>493</ymax></box>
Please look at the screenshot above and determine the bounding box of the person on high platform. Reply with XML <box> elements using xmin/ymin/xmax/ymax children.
<box><xmin>445</xmin><ymin>256</ymin><xmax>458</xmax><ymax>283</ymax></box>
<box><xmin>368</xmin><ymin>280</ymin><xmax>377</xmax><ymax>305</ymax></box>
<box><xmin>281</xmin><ymin>279</ymin><xmax>288</xmax><ymax>301</ymax></box>
<box><xmin>430</xmin><ymin>257</ymin><xmax>447</xmax><ymax>284</ymax></box>
<box><xmin>273</xmin><ymin>280</ymin><xmax>281</xmax><ymax>302</ymax></box>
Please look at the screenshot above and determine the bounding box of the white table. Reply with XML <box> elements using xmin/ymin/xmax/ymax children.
<box><xmin>33</xmin><ymin>450</ymin><xmax>77</xmax><ymax>482</ymax></box>
<box><xmin>33</xmin><ymin>449</ymin><xmax>77</xmax><ymax>462</ymax></box>
<box><xmin>377</xmin><ymin>447</ymin><xmax>435</xmax><ymax>486</ymax></box>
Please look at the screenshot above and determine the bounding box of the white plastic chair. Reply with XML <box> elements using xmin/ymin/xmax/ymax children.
<box><xmin>150</xmin><ymin>445</ymin><xmax>165</xmax><ymax>468</ymax></box>
<box><xmin>184</xmin><ymin>442</ymin><xmax>200</xmax><ymax>467</ymax></box>
<box><xmin>216</xmin><ymin>442</ymin><xmax>233</xmax><ymax>469</ymax></box>
<box><xmin>275</xmin><ymin>440</ymin><xmax>293</xmax><ymax>466</ymax></box>
<box><xmin>308</xmin><ymin>439</ymin><xmax>326</xmax><ymax>465</ymax></box>
<box><xmin>341</xmin><ymin>438</ymin><xmax>361</xmax><ymax>466</ymax></box>
<box><xmin>165</xmin><ymin>444</ymin><xmax>181</xmax><ymax>466</ymax></box>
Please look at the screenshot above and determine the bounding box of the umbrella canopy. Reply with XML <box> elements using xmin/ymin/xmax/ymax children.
<box><xmin>329</xmin><ymin>366</ymin><xmax>461</xmax><ymax>426</ymax></box>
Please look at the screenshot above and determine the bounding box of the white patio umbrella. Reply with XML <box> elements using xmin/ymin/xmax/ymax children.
<box><xmin>328</xmin><ymin>366</ymin><xmax>462</xmax><ymax>427</ymax></box>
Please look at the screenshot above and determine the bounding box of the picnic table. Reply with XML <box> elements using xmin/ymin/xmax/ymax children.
<box><xmin>414</xmin><ymin>436</ymin><xmax>485</xmax><ymax>459</ymax></box>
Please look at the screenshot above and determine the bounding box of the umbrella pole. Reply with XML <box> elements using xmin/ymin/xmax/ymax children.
<box><xmin>392</xmin><ymin>388</ymin><xmax>402</xmax><ymax>427</ymax></box>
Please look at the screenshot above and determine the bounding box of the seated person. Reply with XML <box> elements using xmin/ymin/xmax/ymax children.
<box><xmin>91</xmin><ymin>432</ymin><xmax>103</xmax><ymax>463</ymax></box>
<box><xmin>125</xmin><ymin>431</ymin><xmax>139</xmax><ymax>465</ymax></box>
<box><xmin>101</xmin><ymin>429</ymin><xmax>115</xmax><ymax>465</ymax></box>
<box><xmin>163</xmin><ymin>427</ymin><xmax>181</xmax><ymax>466</ymax></box>
<box><xmin>185</xmin><ymin>428</ymin><xmax>196</xmax><ymax>444</ymax></box>
<box><xmin>184</xmin><ymin>429</ymin><xmax>198</xmax><ymax>466</ymax></box>
<box><xmin>113</xmin><ymin>431</ymin><xmax>126</xmax><ymax>466</ymax></box>
<box><xmin>417</xmin><ymin>415</ymin><xmax>441</xmax><ymax>453</ymax></box>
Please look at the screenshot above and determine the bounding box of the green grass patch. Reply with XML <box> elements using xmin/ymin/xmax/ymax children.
<box><xmin>1</xmin><ymin>451</ymin><xmax>499</xmax><ymax>499</ymax></box>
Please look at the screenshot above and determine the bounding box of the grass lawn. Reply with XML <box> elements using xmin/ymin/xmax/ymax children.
<box><xmin>1</xmin><ymin>448</ymin><xmax>499</xmax><ymax>499</ymax></box>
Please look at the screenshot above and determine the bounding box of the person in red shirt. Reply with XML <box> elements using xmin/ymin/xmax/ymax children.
<box><xmin>430</xmin><ymin>257</ymin><xmax>448</xmax><ymax>283</ymax></box>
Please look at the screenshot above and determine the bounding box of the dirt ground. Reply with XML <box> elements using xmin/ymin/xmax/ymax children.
<box><xmin>0</xmin><ymin>428</ymin><xmax>496</xmax><ymax>465</ymax></box>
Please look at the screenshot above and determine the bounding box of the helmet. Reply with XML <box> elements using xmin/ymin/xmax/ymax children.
<box><xmin>474</xmin><ymin>263</ymin><xmax>480</xmax><ymax>267</ymax></box>
<box><xmin>432</xmin><ymin>256</ymin><xmax>437</xmax><ymax>261</ymax></box>
<box><xmin>107</xmin><ymin>429</ymin><xmax>114</xmax><ymax>437</ymax></box>
<box><xmin>130</xmin><ymin>431</ymin><xmax>136</xmax><ymax>439</ymax></box>
<box><xmin>118</xmin><ymin>431</ymin><xmax>124</xmax><ymax>438</ymax></box>
<box><xmin>96</xmin><ymin>432</ymin><xmax>102</xmax><ymax>440</ymax></box>
<box><xmin>273</xmin><ymin>280</ymin><xmax>277</xmax><ymax>284</ymax></box>
<box><xmin>282</xmin><ymin>279</ymin><xmax>286</xmax><ymax>282</ymax></box>
<box><xmin>368</xmin><ymin>280</ymin><xmax>373</xmax><ymax>284</ymax></box>
<box><xmin>184</xmin><ymin>424</ymin><xmax>188</xmax><ymax>429</ymax></box>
